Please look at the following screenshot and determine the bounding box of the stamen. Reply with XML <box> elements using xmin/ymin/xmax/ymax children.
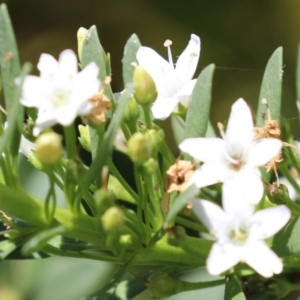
<box><xmin>164</xmin><ymin>39</ymin><xmax>174</xmax><ymax>68</ymax></box>
<box><xmin>217</xmin><ymin>122</ymin><xmax>226</xmax><ymax>140</ymax></box>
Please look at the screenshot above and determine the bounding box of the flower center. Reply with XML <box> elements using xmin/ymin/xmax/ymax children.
<box><xmin>229</xmin><ymin>225</ymin><xmax>248</xmax><ymax>245</ymax></box>
<box><xmin>52</xmin><ymin>89</ymin><xmax>70</xmax><ymax>108</ymax></box>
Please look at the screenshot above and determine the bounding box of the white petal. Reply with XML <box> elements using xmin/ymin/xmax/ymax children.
<box><xmin>250</xmin><ymin>205</ymin><xmax>291</xmax><ymax>239</ymax></box>
<box><xmin>223</xmin><ymin>169</ymin><xmax>263</xmax><ymax>208</ymax></box>
<box><xmin>33</xmin><ymin>112</ymin><xmax>57</xmax><ymax>136</ymax></box>
<box><xmin>37</xmin><ymin>53</ymin><xmax>58</xmax><ymax>78</ymax></box>
<box><xmin>189</xmin><ymin>163</ymin><xmax>228</xmax><ymax>188</ymax></box>
<box><xmin>136</xmin><ymin>46</ymin><xmax>177</xmax><ymax>97</ymax></box>
<box><xmin>247</xmin><ymin>138</ymin><xmax>282</xmax><ymax>167</ymax></box>
<box><xmin>175</xmin><ymin>34</ymin><xmax>200</xmax><ymax>83</ymax></box>
<box><xmin>58</xmin><ymin>49</ymin><xmax>78</xmax><ymax>77</ymax></box>
<box><xmin>151</xmin><ymin>96</ymin><xmax>179</xmax><ymax>120</ymax></box>
<box><xmin>179</xmin><ymin>137</ymin><xmax>225</xmax><ymax>162</ymax></box>
<box><xmin>175</xmin><ymin>79</ymin><xmax>196</xmax><ymax>107</ymax></box>
<box><xmin>20</xmin><ymin>76</ymin><xmax>44</xmax><ymax>107</ymax></box>
<box><xmin>206</xmin><ymin>242</ymin><xmax>240</xmax><ymax>275</ymax></box>
<box><xmin>225</xmin><ymin>98</ymin><xmax>255</xmax><ymax>148</ymax></box>
<box><xmin>192</xmin><ymin>199</ymin><xmax>228</xmax><ymax>237</ymax></box>
<box><xmin>244</xmin><ymin>240</ymin><xmax>283</xmax><ymax>277</ymax></box>
<box><xmin>55</xmin><ymin>106</ymin><xmax>77</xmax><ymax>126</ymax></box>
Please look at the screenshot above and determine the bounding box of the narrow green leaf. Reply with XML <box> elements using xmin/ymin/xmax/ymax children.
<box><xmin>0</xmin><ymin>239</ymin><xmax>20</xmax><ymax>260</ymax></box>
<box><xmin>108</xmin><ymin>175</ymin><xmax>136</xmax><ymax>204</ymax></box>
<box><xmin>81</xmin><ymin>25</ymin><xmax>107</xmax><ymax>82</ymax></box>
<box><xmin>85</xmin><ymin>84</ymin><xmax>134</xmax><ymax>186</ymax></box>
<box><xmin>22</xmin><ymin>225</ymin><xmax>66</xmax><ymax>256</ymax></box>
<box><xmin>256</xmin><ymin>47</ymin><xmax>283</xmax><ymax>127</ymax></box>
<box><xmin>171</xmin><ymin>115</ymin><xmax>185</xmax><ymax>145</ymax></box>
<box><xmin>185</xmin><ymin>64</ymin><xmax>215</xmax><ymax>138</ymax></box>
<box><xmin>271</xmin><ymin>216</ymin><xmax>300</xmax><ymax>257</ymax></box>
<box><xmin>296</xmin><ymin>42</ymin><xmax>300</xmax><ymax>100</ymax></box>
<box><xmin>224</xmin><ymin>274</ymin><xmax>246</xmax><ymax>300</ymax></box>
<box><xmin>164</xmin><ymin>184</ymin><xmax>199</xmax><ymax>226</ymax></box>
<box><xmin>0</xmin><ymin>3</ymin><xmax>21</xmax><ymax>113</ymax></box>
<box><xmin>0</xmin><ymin>63</ymin><xmax>31</xmax><ymax>156</ymax></box>
<box><xmin>122</xmin><ymin>34</ymin><xmax>141</xmax><ymax>85</ymax></box>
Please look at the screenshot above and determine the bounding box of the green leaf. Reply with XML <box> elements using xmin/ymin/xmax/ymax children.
<box><xmin>108</xmin><ymin>175</ymin><xmax>136</xmax><ymax>204</ymax></box>
<box><xmin>164</xmin><ymin>184</ymin><xmax>199</xmax><ymax>226</ymax></box>
<box><xmin>122</xmin><ymin>34</ymin><xmax>141</xmax><ymax>85</ymax></box>
<box><xmin>0</xmin><ymin>3</ymin><xmax>21</xmax><ymax>113</ymax></box>
<box><xmin>22</xmin><ymin>225</ymin><xmax>66</xmax><ymax>256</ymax></box>
<box><xmin>271</xmin><ymin>216</ymin><xmax>300</xmax><ymax>257</ymax></box>
<box><xmin>185</xmin><ymin>64</ymin><xmax>215</xmax><ymax>138</ymax></box>
<box><xmin>224</xmin><ymin>274</ymin><xmax>246</xmax><ymax>300</ymax></box>
<box><xmin>171</xmin><ymin>115</ymin><xmax>185</xmax><ymax>145</ymax></box>
<box><xmin>256</xmin><ymin>47</ymin><xmax>282</xmax><ymax>127</ymax></box>
<box><xmin>85</xmin><ymin>84</ymin><xmax>134</xmax><ymax>186</ymax></box>
<box><xmin>0</xmin><ymin>239</ymin><xmax>21</xmax><ymax>260</ymax></box>
<box><xmin>81</xmin><ymin>25</ymin><xmax>107</xmax><ymax>82</ymax></box>
<box><xmin>296</xmin><ymin>42</ymin><xmax>300</xmax><ymax>100</ymax></box>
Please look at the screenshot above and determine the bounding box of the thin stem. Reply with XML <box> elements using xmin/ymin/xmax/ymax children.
<box><xmin>280</xmin><ymin>163</ymin><xmax>300</xmax><ymax>195</ymax></box>
<box><xmin>175</xmin><ymin>216</ymin><xmax>208</xmax><ymax>233</ymax></box>
<box><xmin>134</xmin><ymin>166</ymin><xmax>147</xmax><ymax>227</ymax></box>
<box><xmin>63</xmin><ymin>124</ymin><xmax>77</xmax><ymax>159</ymax></box>
<box><xmin>174</xmin><ymin>278</ymin><xmax>225</xmax><ymax>294</ymax></box>
<box><xmin>143</xmin><ymin>105</ymin><xmax>152</xmax><ymax>130</ymax></box>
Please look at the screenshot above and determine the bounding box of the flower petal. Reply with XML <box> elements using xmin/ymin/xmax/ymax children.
<box><xmin>175</xmin><ymin>34</ymin><xmax>200</xmax><ymax>84</ymax></box>
<box><xmin>225</xmin><ymin>98</ymin><xmax>255</xmax><ymax>148</ymax></box>
<box><xmin>37</xmin><ymin>53</ymin><xmax>58</xmax><ymax>78</ymax></box>
<box><xmin>206</xmin><ymin>242</ymin><xmax>240</xmax><ymax>275</ymax></box>
<box><xmin>247</xmin><ymin>138</ymin><xmax>282</xmax><ymax>167</ymax></box>
<box><xmin>192</xmin><ymin>199</ymin><xmax>228</xmax><ymax>237</ymax></box>
<box><xmin>179</xmin><ymin>137</ymin><xmax>225</xmax><ymax>162</ymax></box>
<box><xmin>175</xmin><ymin>79</ymin><xmax>196</xmax><ymax>107</ymax></box>
<box><xmin>151</xmin><ymin>95</ymin><xmax>179</xmax><ymax>120</ymax></box>
<box><xmin>136</xmin><ymin>46</ymin><xmax>177</xmax><ymax>97</ymax></box>
<box><xmin>58</xmin><ymin>49</ymin><xmax>78</xmax><ymax>77</ymax></box>
<box><xmin>250</xmin><ymin>205</ymin><xmax>291</xmax><ymax>239</ymax></box>
<box><xmin>244</xmin><ymin>240</ymin><xmax>283</xmax><ymax>277</ymax></box>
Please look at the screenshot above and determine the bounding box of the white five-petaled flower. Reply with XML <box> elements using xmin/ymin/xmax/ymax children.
<box><xmin>136</xmin><ymin>34</ymin><xmax>200</xmax><ymax>120</ymax></box>
<box><xmin>179</xmin><ymin>98</ymin><xmax>283</xmax><ymax>205</ymax></box>
<box><xmin>20</xmin><ymin>49</ymin><xmax>101</xmax><ymax>136</ymax></box>
<box><xmin>192</xmin><ymin>188</ymin><xmax>291</xmax><ymax>277</ymax></box>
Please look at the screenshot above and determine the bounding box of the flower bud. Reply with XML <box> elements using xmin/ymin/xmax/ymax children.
<box><xmin>133</xmin><ymin>66</ymin><xmax>157</xmax><ymax>106</ymax></box>
<box><xmin>35</xmin><ymin>132</ymin><xmax>62</xmax><ymax>164</ymax></box>
<box><xmin>123</xmin><ymin>97</ymin><xmax>139</xmax><ymax>124</ymax></box>
<box><xmin>101</xmin><ymin>207</ymin><xmax>125</xmax><ymax>233</ymax></box>
<box><xmin>147</xmin><ymin>271</ymin><xmax>176</xmax><ymax>299</ymax></box>
<box><xmin>93</xmin><ymin>188</ymin><xmax>115</xmax><ymax>215</ymax></box>
<box><xmin>166</xmin><ymin>226</ymin><xmax>186</xmax><ymax>247</ymax></box>
<box><xmin>78</xmin><ymin>125</ymin><xmax>91</xmax><ymax>152</ymax></box>
<box><xmin>267</xmin><ymin>183</ymin><xmax>290</xmax><ymax>205</ymax></box>
<box><xmin>145</xmin><ymin>129</ymin><xmax>164</xmax><ymax>153</ymax></box>
<box><xmin>127</xmin><ymin>132</ymin><xmax>152</xmax><ymax>164</ymax></box>
<box><xmin>143</xmin><ymin>158</ymin><xmax>158</xmax><ymax>175</ymax></box>
<box><xmin>77</xmin><ymin>27</ymin><xmax>88</xmax><ymax>62</ymax></box>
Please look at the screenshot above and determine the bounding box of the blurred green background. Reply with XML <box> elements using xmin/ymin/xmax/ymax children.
<box><xmin>2</xmin><ymin>0</ymin><xmax>300</xmax><ymax>299</ymax></box>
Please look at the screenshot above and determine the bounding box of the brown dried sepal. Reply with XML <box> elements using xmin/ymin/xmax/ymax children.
<box><xmin>166</xmin><ymin>160</ymin><xmax>194</xmax><ymax>193</ymax></box>
<box><xmin>85</xmin><ymin>76</ymin><xmax>112</xmax><ymax>124</ymax></box>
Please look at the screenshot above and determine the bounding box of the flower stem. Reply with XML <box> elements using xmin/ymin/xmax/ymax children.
<box><xmin>63</xmin><ymin>124</ymin><xmax>77</xmax><ymax>159</ymax></box>
<box><xmin>143</xmin><ymin>105</ymin><xmax>152</xmax><ymax>130</ymax></box>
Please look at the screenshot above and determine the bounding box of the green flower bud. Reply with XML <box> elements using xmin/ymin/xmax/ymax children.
<box><xmin>267</xmin><ymin>183</ymin><xmax>290</xmax><ymax>205</ymax></box>
<box><xmin>101</xmin><ymin>207</ymin><xmax>125</xmax><ymax>233</ymax></box>
<box><xmin>133</xmin><ymin>66</ymin><xmax>157</xmax><ymax>106</ymax></box>
<box><xmin>93</xmin><ymin>188</ymin><xmax>115</xmax><ymax>215</ymax></box>
<box><xmin>78</xmin><ymin>125</ymin><xmax>91</xmax><ymax>152</ymax></box>
<box><xmin>77</xmin><ymin>27</ymin><xmax>88</xmax><ymax>62</ymax></box>
<box><xmin>166</xmin><ymin>226</ymin><xmax>186</xmax><ymax>247</ymax></box>
<box><xmin>143</xmin><ymin>158</ymin><xmax>158</xmax><ymax>175</ymax></box>
<box><xmin>35</xmin><ymin>132</ymin><xmax>62</xmax><ymax>164</ymax></box>
<box><xmin>127</xmin><ymin>132</ymin><xmax>152</xmax><ymax>164</ymax></box>
<box><xmin>123</xmin><ymin>97</ymin><xmax>140</xmax><ymax>124</ymax></box>
<box><xmin>147</xmin><ymin>271</ymin><xmax>176</xmax><ymax>299</ymax></box>
<box><xmin>145</xmin><ymin>129</ymin><xmax>164</xmax><ymax>153</ymax></box>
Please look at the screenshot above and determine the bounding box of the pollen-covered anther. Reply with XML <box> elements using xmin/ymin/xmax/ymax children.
<box><xmin>164</xmin><ymin>39</ymin><xmax>173</xmax><ymax>47</ymax></box>
<box><xmin>166</xmin><ymin>160</ymin><xmax>194</xmax><ymax>193</ymax></box>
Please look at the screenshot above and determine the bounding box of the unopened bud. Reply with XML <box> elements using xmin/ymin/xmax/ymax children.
<box><xmin>93</xmin><ymin>188</ymin><xmax>115</xmax><ymax>215</ymax></box>
<box><xmin>77</xmin><ymin>27</ymin><xmax>88</xmax><ymax>62</ymax></box>
<box><xmin>143</xmin><ymin>158</ymin><xmax>158</xmax><ymax>175</ymax></box>
<box><xmin>147</xmin><ymin>271</ymin><xmax>176</xmax><ymax>299</ymax></box>
<box><xmin>101</xmin><ymin>207</ymin><xmax>125</xmax><ymax>233</ymax></box>
<box><xmin>35</xmin><ymin>132</ymin><xmax>62</xmax><ymax>164</ymax></box>
<box><xmin>78</xmin><ymin>125</ymin><xmax>91</xmax><ymax>152</ymax></box>
<box><xmin>268</xmin><ymin>183</ymin><xmax>290</xmax><ymax>205</ymax></box>
<box><xmin>166</xmin><ymin>226</ymin><xmax>186</xmax><ymax>247</ymax></box>
<box><xmin>123</xmin><ymin>97</ymin><xmax>140</xmax><ymax>124</ymax></box>
<box><xmin>145</xmin><ymin>129</ymin><xmax>164</xmax><ymax>153</ymax></box>
<box><xmin>133</xmin><ymin>66</ymin><xmax>157</xmax><ymax>106</ymax></box>
<box><xmin>127</xmin><ymin>132</ymin><xmax>152</xmax><ymax>164</ymax></box>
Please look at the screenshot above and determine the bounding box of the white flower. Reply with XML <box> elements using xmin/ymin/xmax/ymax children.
<box><xmin>179</xmin><ymin>98</ymin><xmax>282</xmax><ymax>205</ymax></box>
<box><xmin>192</xmin><ymin>193</ymin><xmax>291</xmax><ymax>277</ymax></box>
<box><xmin>136</xmin><ymin>34</ymin><xmax>200</xmax><ymax>120</ymax></box>
<box><xmin>20</xmin><ymin>49</ymin><xmax>100</xmax><ymax>136</ymax></box>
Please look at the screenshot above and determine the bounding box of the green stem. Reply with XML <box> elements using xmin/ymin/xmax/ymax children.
<box><xmin>121</xmin><ymin>123</ymin><xmax>131</xmax><ymax>141</ymax></box>
<box><xmin>280</xmin><ymin>163</ymin><xmax>300</xmax><ymax>195</ymax></box>
<box><xmin>175</xmin><ymin>216</ymin><xmax>208</xmax><ymax>233</ymax></box>
<box><xmin>287</xmin><ymin>146</ymin><xmax>300</xmax><ymax>176</ymax></box>
<box><xmin>63</xmin><ymin>124</ymin><xmax>77</xmax><ymax>159</ymax></box>
<box><xmin>134</xmin><ymin>166</ymin><xmax>146</xmax><ymax>226</ymax></box>
<box><xmin>143</xmin><ymin>105</ymin><xmax>152</xmax><ymax>130</ymax></box>
<box><xmin>107</xmin><ymin>157</ymin><xmax>139</xmax><ymax>203</ymax></box>
<box><xmin>160</xmin><ymin>140</ymin><xmax>175</xmax><ymax>167</ymax></box>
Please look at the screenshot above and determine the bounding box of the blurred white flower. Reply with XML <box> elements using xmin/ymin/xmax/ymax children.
<box><xmin>20</xmin><ymin>49</ymin><xmax>100</xmax><ymax>136</ymax></box>
<box><xmin>136</xmin><ymin>34</ymin><xmax>200</xmax><ymax>120</ymax></box>
<box><xmin>180</xmin><ymin>98</ymin><xmax>282</xmax><ymax>205</ymax></box>
<box><xmin>192</xmin><ymin>194</ymin><xmax>290</xmax><ymax>277</ymax></box>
